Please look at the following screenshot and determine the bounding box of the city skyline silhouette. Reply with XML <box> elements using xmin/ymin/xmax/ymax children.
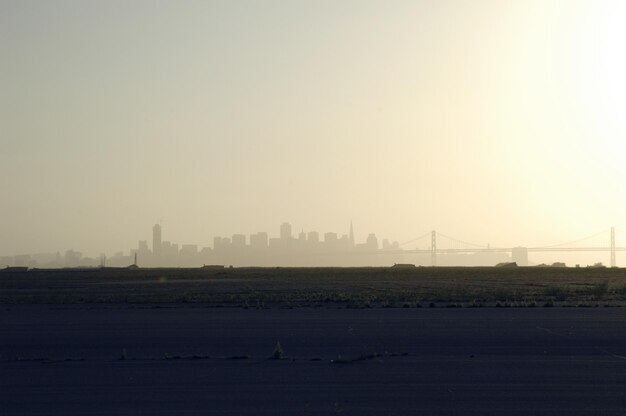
<box><xmin>3</xmin><ymin>221</ymin><xmax>623</xmax><ymax>269</ymax></box>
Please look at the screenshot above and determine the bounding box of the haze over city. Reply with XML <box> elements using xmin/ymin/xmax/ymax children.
<box><xmin>3</xmin><ymin>0</ymin><xmax>626</xmax><ymax>265</ymax></box>
<box><xmin>5</xmin><ymin>2</ymin><xmax>626</xmax><ymax>415</ymax></box>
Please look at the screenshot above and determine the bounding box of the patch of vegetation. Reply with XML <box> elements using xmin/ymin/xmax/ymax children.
<box><xmin>590</xmin><ymin>282</ymin><xmax>609</xmax><ymax>299</ymax></box>
<box><xmin>271</xmin><ymin>341</ymin><xmax>284</xmax><ymax>360</ymax></box>
<box><xmin>542</xmin><ymin>286</ymin><xmax>568</xmax><ymax>301</ymax></box>
<box><xmin>163</xmin><ymin>353</ymin><xmax>211</xmax><ymax>360</ymax></box>
<box><xmin>3</xmin><ymin>266</ymin><xmax>626</xmax><ymax>307</ymax></box>
<box><xmin>330</xmin><ymin>351</ymin><xmax>410</xmax><ymax>364</ymax></box>
<box><xmin>613</xmin><ymin>285</ymin><xmax>626</xmax><ymax>298</ymax></box>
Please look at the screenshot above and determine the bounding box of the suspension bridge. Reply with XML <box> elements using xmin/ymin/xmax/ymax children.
<box><xmin>393</xmin><ymin>227</ymin><xmax>626</xmax><ymax>267</ymax></box>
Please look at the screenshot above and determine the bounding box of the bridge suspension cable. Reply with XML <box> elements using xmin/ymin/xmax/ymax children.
<box><xmin>435</xmin><ymin>232</ymin><xmax>491</xmax><ymax>249</ymax></box>
<box><xmin>399</xmin><ymin>232</ymin><xmax>432</xmax><ymax>247</ymax></box>
<box><xmin>533</xmin><ymin>229</ymin><xmax>609</xmax><ymax>249</ymax></box>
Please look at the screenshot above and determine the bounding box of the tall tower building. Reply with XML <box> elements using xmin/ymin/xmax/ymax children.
<box><xmin>280</xmin><ymin>222</ymin><xmax>292</xmax><ymax>241</ymax></box>
<box><xmin>152</xmin><ymin>223</ymin><xmax>162</xmax><ymax>260</ymax></box>
<box><xmin>349</xmin><ymin>221</ymin><xmax>355</xmax><ymax>247</ymax></box>
<box><xmin>366</xmin><ymin>233</ymin><xmax>378</xmax><ymax>250</ymax></box>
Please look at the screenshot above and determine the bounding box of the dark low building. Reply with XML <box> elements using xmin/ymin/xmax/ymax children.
<box><xmin>391</xmin><ymin>263</ymin><xmax>416</xmax><ymax>269</ymax></box>
<box><xmin>1</xmin><ymin>266</ymin><xmax>28</xmax><ymax>272</ymax></box>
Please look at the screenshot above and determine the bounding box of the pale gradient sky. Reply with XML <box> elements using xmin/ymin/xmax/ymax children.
<box><xmin>2</xmin><ymin>0</ymin><xmax>626</xmax><ymax>264</ymax></box>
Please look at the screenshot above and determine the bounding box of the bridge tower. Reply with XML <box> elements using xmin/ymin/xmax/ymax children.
<box><xmin>611</xmin><ymin>226</ymin><xmax>616</xmax><ymax>268</ymax></box>
<box><xmin>431</xmin><ymin>231</ymin><xmax>437</xmax><ymax>267</ymax></box>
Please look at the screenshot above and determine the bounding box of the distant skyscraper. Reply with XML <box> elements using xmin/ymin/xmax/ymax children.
<box><xmin>280</xmin><ymin>222</ymin><xmax>292</xmax><ymax>240</ymax></box>
<box><xmin>232</xmin><ymin>234</ymin><xmax>246</xmax><ymax>247</ymax></box>
<box><xmin>324</xmin><ymin>232</ymin><xmax>338</xmax><ymax>251</ymax></box>
<box><xmin>250</xmin><ymin>232</ymin><xmax>269</xmax><ymax>249</ymax></box>
<box><xmin>181</xmin><ymin>244</ymin><xmax>198</xmax><ymax>254</ymax></box>
<box><xmin>138</xmin><ymin>240</ymin><xmax>149</xmax><ymax>252</ymax></box>
<box><xmin>349</xmin><ymin>221</ymin><xmax>355</xmax><ymax>247</ymax></box>
<box><xmin>137</xmin><ymin>240</ymin><xmax>150</xmax><ymax>267</ymax></box>
<box><xmin>307</xmin><ymin>231</ymin><xmax>319</xmax><ymax>244</ymax></box>
<box><xmin>214</xmin><ymin>237</ymin><xmax>231</xmax><ymax>251</ymax></box>
<box><xmin>324</xmin><ymin>232</ymin><xmax>338</xmax><ymax>242</ymax></box>
<box><xmin>152</xmin><ymin>224</ymin><xmax>162</xmax><ymax>259</ymax></box>
<box><xmin>366</xmin><ymin>233</ymin><xmax>378</xmax><ymax>250</ymax></box>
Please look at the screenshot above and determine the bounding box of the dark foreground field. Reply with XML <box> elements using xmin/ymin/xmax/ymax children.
<box><xmin>2</xmin><ymin>266</ymin><xmax>626</xmax><ymax>306</ymax></box>
<box><xmin>3</xmin><ymin>268</ymin><xmax>626</xmax><ymax>414</ymax></box>
<box><xmin>2</xmin><ymin>306</ymin><xmax>626</xmax><ymax>415</ymax></box>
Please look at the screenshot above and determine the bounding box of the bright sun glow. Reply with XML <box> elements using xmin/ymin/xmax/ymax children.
<box><xmin>577</xmin><ymin>2</ymin><xmax>626</xmax><ymax>158</ymax></box>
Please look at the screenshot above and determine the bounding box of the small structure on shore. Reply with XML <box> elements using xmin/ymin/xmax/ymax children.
<box><xmin>536</xmin><ymin>262</ymin><xmax>567</xmax><ymax>268</ymax></box>
<box><xmin>391</xmin><ymin>263</ymin><xmax>416</xmax><ymax>269</ymax></box>
<box><xmin>201</xmin><ymin>265</ymin><xmax>225</xmax><ymax>270</ymax></box>
<box><xmin>495</xmin><ymin>262</ymin><xmax>517</xmax><ymax>268</ymax></box>
<box><xmin>1</xmin><ymin>266</ymin><xmax>28</xmax><ymax>272</ymax></box>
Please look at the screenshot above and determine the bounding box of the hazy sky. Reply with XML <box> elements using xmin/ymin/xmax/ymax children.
<box><xmin>2</xmin><ymin>0</ymin><xmax>626</xmax><ymax>263</ymax></box>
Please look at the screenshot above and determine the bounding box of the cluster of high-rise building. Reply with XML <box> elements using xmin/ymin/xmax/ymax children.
<box><xmin>141</xmin><ymin>222</ymin><xmax>401</xmax><ymax>267</ymax></box>
<box><xmin>1</xmin><ymin>249</ymin><xmax>119</xmax><ymax>269</ymax></box>
<box><xmin>0</xmin><ymin>222</ymin><xmax>405</xmax><ymax>268</ymax></box>
<box><xmin>1</xmin><ymin>222</ymin><xmax>515</xmax><ymax>269</ymax></box>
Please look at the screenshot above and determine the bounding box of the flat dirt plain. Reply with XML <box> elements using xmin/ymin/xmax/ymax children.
<box><xmin>2</xmin><ymin>266</ymin><xmax>626</xmax><ymax>306</ymax></box>
<box><xmin>2</xmin><ymin>267</ymin><xmax>626</xmax><ymax>415</ymax></box>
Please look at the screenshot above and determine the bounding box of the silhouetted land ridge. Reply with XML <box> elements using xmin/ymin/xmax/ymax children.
<box><xmin>2</xmin><ymin>267</ymin><xmax>626</xmax><ymax>306</ymax></box>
